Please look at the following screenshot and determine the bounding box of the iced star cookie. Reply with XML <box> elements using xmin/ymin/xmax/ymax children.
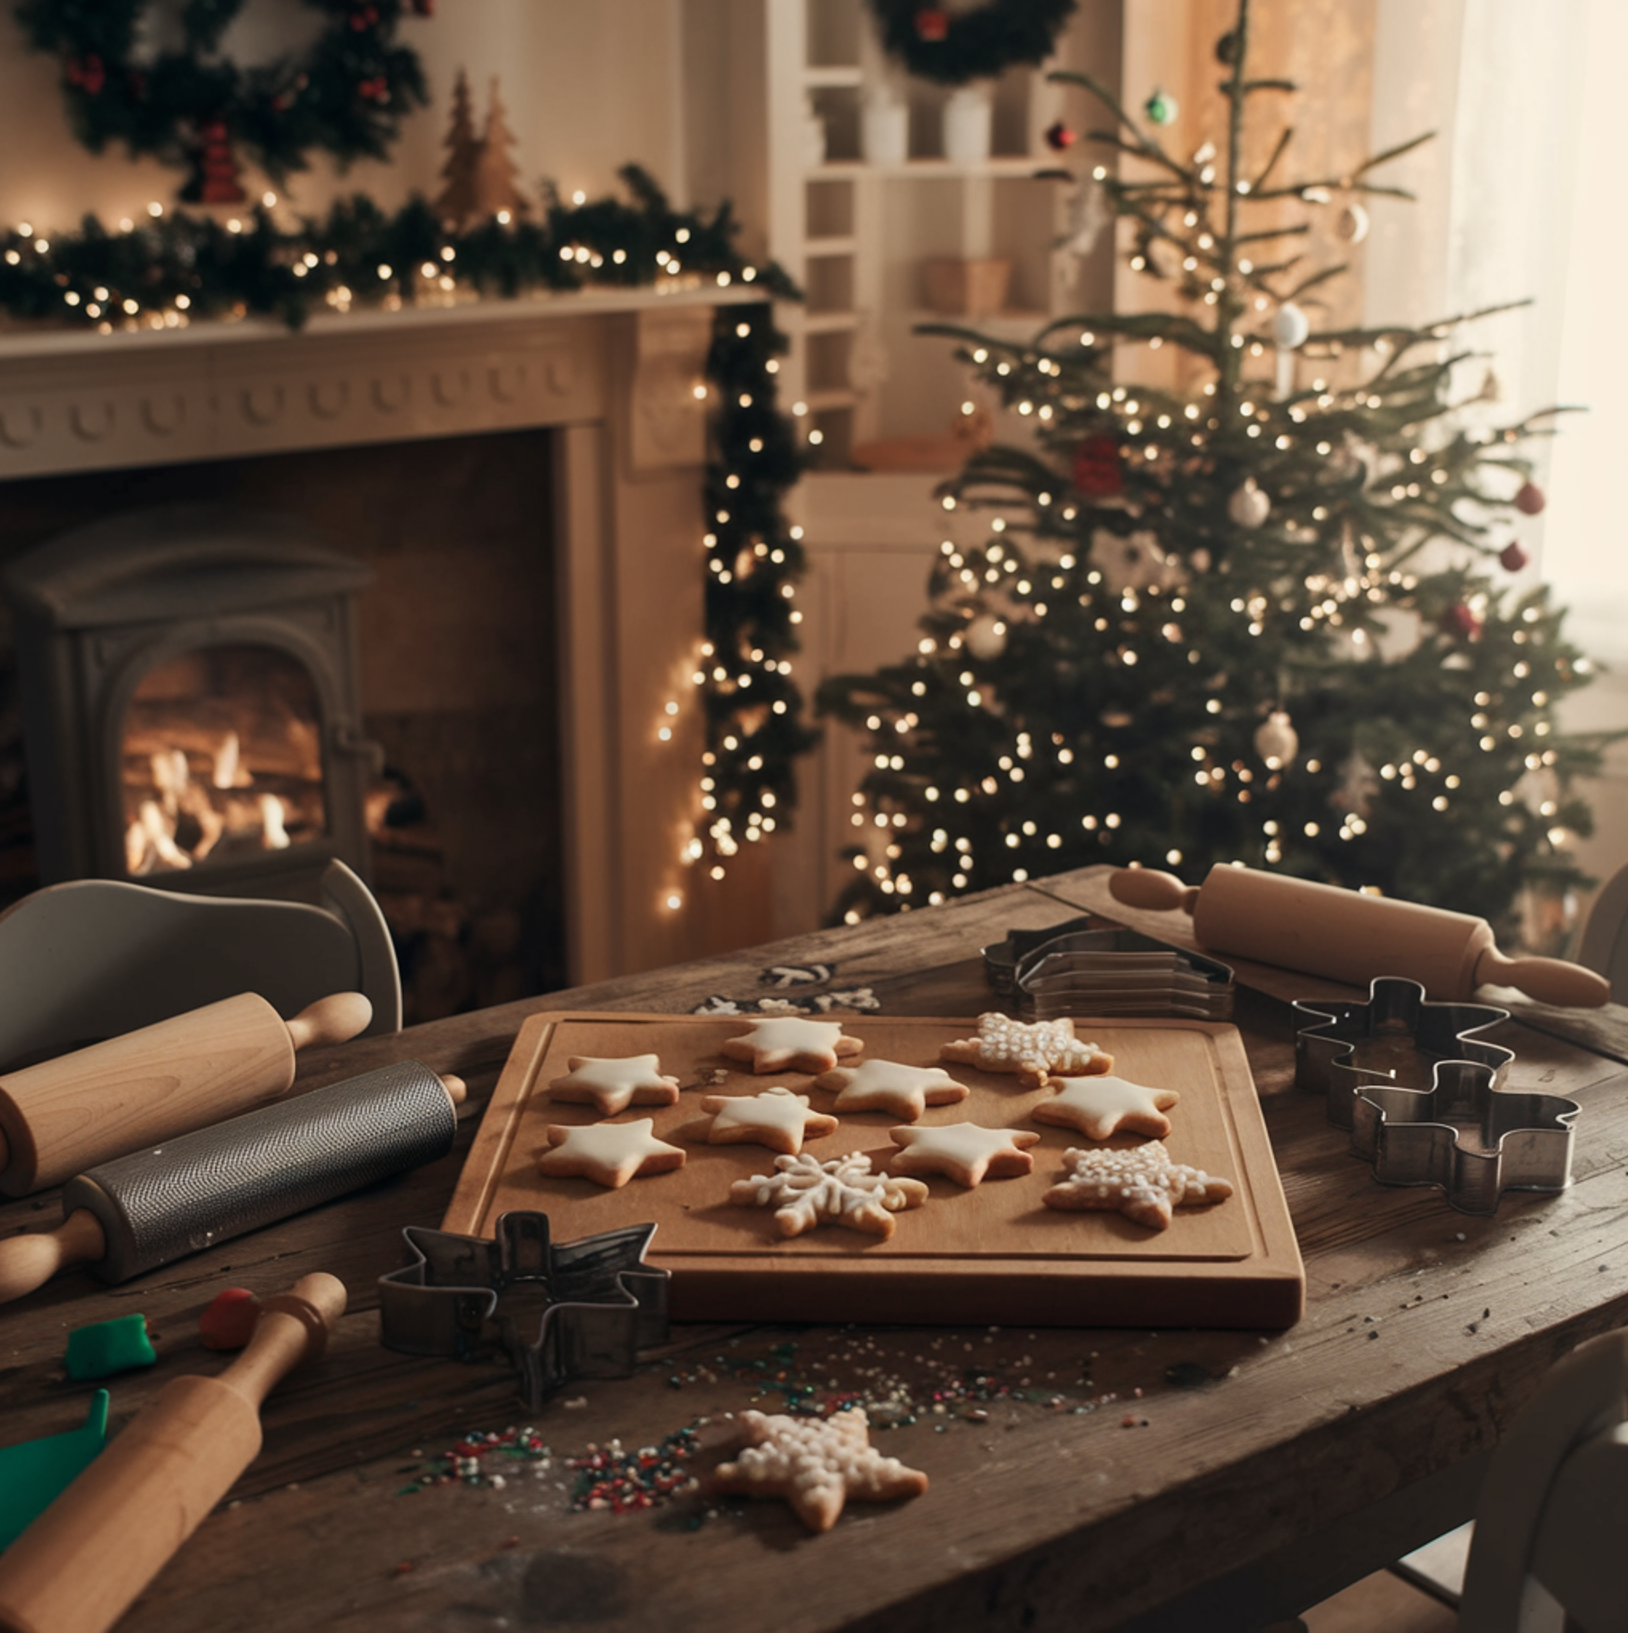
<box><xmin>940</xmin><ymin>1014</ymin><xmax>1112</xmax><ymax>1086</ymax></box>
<box><xmin>811</xmin><ymin>1059</ymin><xmax>970</xmax><ymax>1122</ymax></box>
<box><xmin>1031</xmin><ymin>1074</ymin><xmax>1179</xmax><ymax>1141</ymax></box>
<box><xmin>730</xmin><ymin>1151</ymin><xmax>928</xmax><ymax>1240</ymax></box>
<box><xmin>535</xmin><ymin>1119</ymin><xmax>686</xmax><ymax>1189</ymax></box>
<box><xmin>548</xmin><ymin>1054</ymin><xmax>681</xmax><ymax>1116</ymax></box>
<box><xmin>722</xmin><ymin>1016</ymin><xmax>864</xmax><ymax>1075</ymax></box>
<box><xmin>698</xmin><ymin>1085</ymin><xmax>839</xmax><ymax>1155</ymax></box>
<box><xmin>886</xmin><ymin>1122</ymin><xmax>1041</xmax><ymax>1188</ymax></box>
<box><xmin>1042</xmin><ymin>1141</ymin><xmax>1232</xmax><ymax>1230</ymax></box>
<box><xmin>712</xmin><ymin>1407</ymin><xmax>928</xmax><ymax>1532</ymax></box>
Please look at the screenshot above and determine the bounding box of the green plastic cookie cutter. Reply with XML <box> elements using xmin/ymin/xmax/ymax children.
<box><xmin>0</xmin><ymin>1390</ymin><xmax>109</xmax><ymax>1550</ymax></box>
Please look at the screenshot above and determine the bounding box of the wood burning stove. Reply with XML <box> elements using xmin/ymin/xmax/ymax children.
<box><xmin>3</xmin><ymin>503</ymin><xmax>382</xmax><ymax>898</ymax></box>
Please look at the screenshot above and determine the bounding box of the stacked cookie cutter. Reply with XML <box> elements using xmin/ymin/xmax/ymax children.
<box><xmin>1293</xmin><ymin>977</ymin><xmax>1580</xmax><ymax>1215</ymax></box>
<box><xmin>378</xmin><ymin>1210</ymin><xmax>670</xmax><ymax>1409</ymax></box>
<box><xmin>985</xmin><ymin>919</ymin><xmax>1235</xmax><ymax>1020</ymax></box>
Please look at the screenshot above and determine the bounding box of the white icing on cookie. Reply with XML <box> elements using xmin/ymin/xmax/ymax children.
<box><xmin>811</xmin><ymin>1059</ymin><xmax>970</xmax><ymax>1122</ymax></box>
<box><xmin>548</xmin><ymin>1054</ymin><xmax>681</xmax><ymax>1115</ymax></box>
<box><xmin>1031</xmin><ymin>1074</ymin><xmax>1179</xmax><ymax>1141</ymax></box>
<box><xmin>729</xmin><ymin>1150</ymin><xmax>927</xmax><ymax>1239</ymax></box>
<box><xmin>1042</xmin><ymin>1141</ymin><xmax>1232</xmax><ymax>1230</ymax></box>
<box><xmin>940</xmin><ymin>1014</ymin><xmax>1112</xmax><ymax>1084</ymax></box>
<box><xmin>698</xmin><ymin>1085</ymin><xmax>838</xmax><ymax>1154</ymax></box>
<box><xmin>886</xmin><ymin>1122</ymin><xmax>1040</xmax><ymax>1187</ymax></box>
<box><xmin>722</xmin><ymin>1017</ymin><xmax>864</xmax><ymax>1074</ymax></box>
<box><xmin>535</xmin><ymin>1118</ymin><xmax>686</xmax><ymax>1189</ymax></box>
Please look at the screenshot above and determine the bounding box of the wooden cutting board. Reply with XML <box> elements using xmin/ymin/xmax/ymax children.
<box><xmin>444</xmin><ymin>1012</ymin><xmax>1304</xmax><ymax>1328</ymax></box>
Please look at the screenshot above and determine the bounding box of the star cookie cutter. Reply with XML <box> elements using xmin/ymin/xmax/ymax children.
<box><xmin>1292</xmin><ymin>976</ymin><xmax>1515</xmax><ymax>1130</ymax></box>
<box><xmin>377</xmin><ymin>1210</ymin><xmax>669</xmax><ymax>1411</ymax></box>
<box><xmin>1350</xmin><ymin>1059</ymin><xmax>1579</xmax><ymax>1215</ymax></box>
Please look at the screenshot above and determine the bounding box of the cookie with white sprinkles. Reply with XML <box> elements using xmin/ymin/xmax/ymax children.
<box><xmin>940</xmin><ymin>1013</ymin><xmax>1113</xmax><ymax>1085</ymax></box>
<box><xmin>1042</xmin><ymin>1141</ymin><xmax>1232</xmax><ymax>1230</ymax></box>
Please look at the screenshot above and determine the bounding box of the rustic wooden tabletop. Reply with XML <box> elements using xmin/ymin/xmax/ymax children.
<box><xmin>3</xmin><ymin>866</ymin><xmax>1626</xmax><ymax>1633</ymax></box>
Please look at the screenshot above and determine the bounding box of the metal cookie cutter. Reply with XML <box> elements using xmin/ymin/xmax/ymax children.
<box><xmin>378</xmin><ymin>1210</ymin><xmax>670</xmax><ymax>1411</ymax></box>
<box><xmin>1352</xmin><ymin>1060</ymin><xmax>1580</xmax><ymax>1216</ymax></box>
<box><xmin>1292</xmin><ymin>976</ymin><xmax>1515</xmax><ymax>1130</ymax></box>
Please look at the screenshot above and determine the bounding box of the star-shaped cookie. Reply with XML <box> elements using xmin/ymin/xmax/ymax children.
<box><xmin>1031</xmin><ymin>1074</ymin><xmax>1179</xmax><ymax>1140</ymax></box>
<box><xmin>548</xmin><ymin>1054</ymin><xmax>681</xmax><ymax>1115</ymax></box>
<box><xmin>887</xmin><ymin>1122</ymin><xmax>1041</xmax><ymax>1187</ymax></box>
<box><xmin>535</xmin><ymin>1119</ymin><xmax>686</xmax><ymax>1188</ymax></box>
<box><xmin>712</xmin><ymin>1407</ymin><xmax>928</xmax><ymax>1532</ymax></box>
<box><xmin>1042</xmin><ymin>1141</ymin><xmax>1232</xmax><ymax>1230</ymax></box>
<box><xmin>730</xmin><ymin>1151</ymin><xmax>928</xmax><ymax>1239</ymax></box>
<box><xmin>940</xmin><ymin>1014</ymin><xmax>1113</xmax><ymax>1086</ymax></box>
<box><xmin>811</xmin><ymin>1059</ymin><xmax>970</xmax><ymax>1122</ymax></box>
<box><xmin>722</xmin><ymin>1016</ymin><xmax>864</xmax><ymax>1074</ymax></box>
<box><xmin>698</xmin><ymin>1086</ymin><xmax>839</xmax><ymax>1154</ymax></box>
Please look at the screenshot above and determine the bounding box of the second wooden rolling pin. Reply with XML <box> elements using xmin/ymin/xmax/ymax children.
<box><xmin>1108</xmin><ymin>864</ymin><xmax>1610</xmax><ymax>1007</ymax></box>
<box><xmin>0</xmin><ymin>990</ymin><xmax>372</xmax><ymax>1196</ymax></box>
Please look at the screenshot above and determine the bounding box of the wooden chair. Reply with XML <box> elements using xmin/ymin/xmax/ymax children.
<box><xmin>0</xmin><ymin>859</ymin><xmax>401</xmax><ymax>1068</ymax></box>
<box><xmin>1457</xmin><ymin>1325</ymin><xmax>1628</xmax><ymax>1632</ymax></box>
<box><xmin>1577</xmin><ymin>861</ymin><xmax>1628</xmax><ymax>1003</ymax></box>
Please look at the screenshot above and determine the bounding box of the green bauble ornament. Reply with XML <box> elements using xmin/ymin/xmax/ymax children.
<box><xmin>1144</xmin><ymin>87</ymin><xmax>1179</xmax><ymax>125</ymax></box>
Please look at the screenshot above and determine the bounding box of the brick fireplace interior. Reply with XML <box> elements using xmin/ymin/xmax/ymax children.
<box><xmin>0</xmin><ymin>428</ymin><xmax>567</xmax><ymax>1021</ymax></box>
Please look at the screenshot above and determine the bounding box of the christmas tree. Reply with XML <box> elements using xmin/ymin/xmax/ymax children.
<box><xmin>817</xmin><ymin>0</ymin><xmax>1603</xmax><ymax>939</ymax></box>
<box><xmin>470</xmin><ymin>78</ymin><xmax>528</xmax><ymax>222</ymax></box>
<box><xmin>433</xmin><ymin>69</ymin><xmax>482</xmax><ymax>225</ymax></box>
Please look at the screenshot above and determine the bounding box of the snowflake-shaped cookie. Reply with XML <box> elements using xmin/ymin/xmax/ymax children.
<box><xmin>722</xmin><ymin>1016</ymin><xmax>864</xmax><ymax>1074</ymax></box>
<box><xmin>887</xmin><ymin>1123</ymin><xmax>1041</xmax><ymax>1187</ymax></box>
<box><xmin>698</xmin><ymin>1086</ymin><xmax>839</xmax><ymax>1155</ymax></box>
<box><xmin>547</xmin><ymin>1054</ymin><xmax>681</xmax><ymax>1116</ymax></box>
<box><xmin>712</xmin><ymin>1407</ymin><xmax>928</xmax><ymax>1532</ymax></box>
<box><xmin>535</xmin><ymin>1119</ymin><xmax>686</xmax><ymax>1189</ymax></box>
<box><xmin>1031</xmin><ymin>1074</ymin><xmax>1179</xmax><ymax>1141</ymax></box>
<box><xmin>730</xmin><ymin>1151</ymin><xmax>928</xmax><ymax>1240</ymax></box>
<box><xmin>1042</xmin><ymin>1141</ymin><xmax>1232</xmax><ymax>1230</ymax></box>
<box><xmin>811</xmin><ymin>1059</ymin><xmax>970</xmax><ymax>1122</ymax></box>
<box><xmin>940</xmin><ymin>1014</ymin><xmax>1113</xmax><ymax>1086</ymax></box>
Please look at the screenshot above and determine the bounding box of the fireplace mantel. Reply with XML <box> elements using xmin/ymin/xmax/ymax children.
<box><xmin>0</xmin><ymin>284</ymin><xmax>773</xmax><ymax>983</ymax></box>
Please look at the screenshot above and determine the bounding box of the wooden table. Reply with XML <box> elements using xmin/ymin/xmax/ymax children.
<box><xmin>5</xmin><ymin>866</ymin><xmax>1627</xmax><ymax>1633</ymax></box>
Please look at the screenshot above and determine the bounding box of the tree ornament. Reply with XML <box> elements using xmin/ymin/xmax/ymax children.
<box><xmin>1439</xmin><ymin>602</ymin><xmax>1483</xmax><ymax>640</ymax></box>
<box><xmin>471</xmin><ymin>78</ymin><xmax>529</xmax><ymax>221</ymax></box>
<box><xmin>186</xmin><ymin>118</ymin><xmax>246</xmax><ymax>206</ymax></box>
<box><xmin>868</xmin><ymin>0</ymin><xmax>1079</xmax><ymax>86</ymax></box>
<box><xmin>1143</xmin><ymin>87</ymin><xmax>1178</xmax><ymax>125</ymax></box>
<box><xmin>1253</xmin><ymin>710</ymin><xmax>1299</xmax><ymax>769</ymax></box>
<box><xmin>1215</xmin><ymin>30</ymin><xmax>1240</xmax><ymax>65</ymax></box>
<box><xmin>433</xmin><ymin>69</ymin><xmax>483</xmax><ymax>226</ymax></box>
<box><xmin>1499</xmin><ymin>541</ymin><xmax>1530</xmax><ymax>573</ymax></box>
<box><xmin>1271</xmin><ymin>302</ymin><xmax>1309</xmax><ymax>350</ymax></box>
<box><xmin>1072</xmin><ymin>432</ymin><xmax>1123</xmax><ymax>498</ymax></box>
<box><xmin>1334</xmin><ymin>201</ymin><xmax>1370</xmax><ymax>243</ymax></box>
<box><xmin>1227</xmin><ymin>477</ymin><xmax>1270</xmax><ymax>529</ymax></box>
<box><xmin>915</xmin><ymin>7</ymin><xmax>950</xmax><ymax>40</ymax></box>
<box><xmin>1044</xmin><ymin>119</ymin><xmax>1077</xmax><ymax>151</ymax></box>
<box><xmin>1514</xmin><ymin>481</ymin><xmax>1546</xmax><ymax>515</ymax></box>
<box><xmin>965</xmin><ymin>612</ymin><xmax>1007</xmax><ymax>659</ymax></box>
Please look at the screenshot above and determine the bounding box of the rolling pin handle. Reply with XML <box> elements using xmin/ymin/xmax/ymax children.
<box><xmin>440</xmin><ymin>1074</ymin><xmax>467</xmax><ymax>1106</ymax></box>
<box><xmin>284</xmin><ymin>992</ymin><xmax>373</xmax><ymax>1051</ymax></box>
<box><xmin>1108</xmin><ymin>867</ymin><xmax>1201</xmax><ymax>916</ymax></box>
<box><xmin>0</xmin><ymin>1209</ymin><xmax>106</xmax><ymax>1305</ymax></box>
<box><xmin>1474</xmin><ymin>948</ymin><xmax>1611</xmax><ymax>1008</ymax></box>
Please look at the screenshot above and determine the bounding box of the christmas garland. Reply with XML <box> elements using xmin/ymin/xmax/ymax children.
<box><xmin>867</xmin><ymin>0</ymin><xmax>1077</xmax><ymax>86</ymax></box>
<box><xmin>0</xmin><ymin>168</ymin><xmax>813</xmax><ymax>879</ymax></box>
<box><xmin>13</xmin><ymin>0</ymin><xmax>430</xmax><ymax>199</ymax></box>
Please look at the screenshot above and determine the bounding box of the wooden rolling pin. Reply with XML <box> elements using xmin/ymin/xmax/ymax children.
<box><xmin>0</xmin><ymin>1271</ymin><xmax>345</xmax><ymax>1633</ymax></box>
<box><xmin>1109</xmin><ymin>864</ymin><xmax>1610</xmax><ymax>1007</ymax></box>
<box><xmin>0</xmin><ymin>1062</ymin><xmax>465</xmax><ymax>1305</ymax></box>
<box><xmin>0</xmin><ymin>990</ymin><xmax>372</xmax><ymax>1197</ymax></box>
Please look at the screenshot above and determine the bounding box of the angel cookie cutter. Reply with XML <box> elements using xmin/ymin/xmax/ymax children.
<box><xmin>1292</xmin><ymin>976</ymin><xmax>1515</xmax><ymax>1130</ymax></box>
<box><xmin>1351</xmin><ymin>1059</ymin><xmax>1579</xmax><ymax>1215</ymax></box>
<box><xmin>378</xmin><ymin>1210</ymin><xmax>670</xmax><ymax>1410</ymax></box>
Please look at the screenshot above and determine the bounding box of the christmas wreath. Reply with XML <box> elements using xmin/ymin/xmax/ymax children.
<box><xmin>867</xmin><ymin>0</ymin><xmax>1077</xmax><ymax>86</ymax></box>
<box><xmin>13</xmin><ymin>0</ymin><xmax>430</xmax><ymax>202</ymax></box>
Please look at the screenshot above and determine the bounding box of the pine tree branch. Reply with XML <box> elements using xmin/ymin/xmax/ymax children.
<box><xmin>1051</xmin><ymin>67</ymin><xmax>1197</xmax><ymax>182</ymax></box>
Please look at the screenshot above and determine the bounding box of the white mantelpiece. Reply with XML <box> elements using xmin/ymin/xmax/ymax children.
<box><xmin>0</xmin><ymin>284</ymin><xmax>765</xmax><ymax>983</ymax></box>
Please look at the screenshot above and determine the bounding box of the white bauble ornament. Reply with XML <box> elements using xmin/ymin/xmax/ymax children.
<box><xmin>1254</xmin><ymin>710</ymin><xmax>1299</xmax><ymax>769</ymax></box>
<box><xmin>1334</xmin><ymin>202</ymin><xmax>1370</xmax><ymax>243</ymax></box>
<box><xmin>1228</xmin><ymin>478</ymin><xmax>1271</xmax><ymax>529</ymax></box>
<box><xmin>965</xmin><ymin>612</ymin><xmax>1007</xmax><ymax>659</ymax></box>
<box><xmin>1271</xmin><ymin>302</ymin><xmax>1309</xmax><ymax>350</ymax></box>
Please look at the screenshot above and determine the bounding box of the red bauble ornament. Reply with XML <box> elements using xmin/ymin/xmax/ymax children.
<box><xmin>66</xmin><ymin>52</ymin><xmax>105</xmax><ymax>96</ymax></box>
<box><xmin>1499</xmin><ymin>541</ymin><xmax>1530</xmax><ymax>572</ymax></box>
<box><xmin>1072</xmin><ymin>433</ymin><xmax>1123</xmax><ymax>498</ymax></box>
<box><xmin>1439</xmin><ymin>602</ymin><xmax>1483</xmax><ymax>640</ymax></box>
<box><xmin>915</xmin><ymin>8</ymin><xmax>950</xmax><ymax>41</ymax></box>
<box><xmin>1514</xmin><ymin>480</ymin><xmax>1546</xmax><ymax>515</ymax></box>
<box><xmin>1044</xmin><ymin>120</ymin><xmax>1077</xmax><ymax>152</ymax></box>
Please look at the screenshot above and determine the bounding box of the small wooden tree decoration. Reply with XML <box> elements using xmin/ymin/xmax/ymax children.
<box><xmin>470</xmin><ymin>77</ymin><xmax>528</xmax><ymax>220</ymax></box>
<box><xmin>432</xmin><ymin>68</ymin><xmax>481</xmax><ymax>225</ymax></box>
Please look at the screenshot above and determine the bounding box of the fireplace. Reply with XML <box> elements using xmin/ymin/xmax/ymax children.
<box><xmin>3</xmin><ymin>502</ymin><xmax>378</xmax><ymax>899</ymax></box>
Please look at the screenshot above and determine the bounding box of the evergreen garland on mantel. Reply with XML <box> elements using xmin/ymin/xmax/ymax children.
<box><xmin>0</xmin><ymin>167</ymin><xmax>814</xmax><ymax>888</ymax></box>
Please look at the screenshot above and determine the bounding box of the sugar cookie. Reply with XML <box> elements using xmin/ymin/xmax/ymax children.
<box><xmin>887</xmin><ymin>1122</ymin><xmax>1041</xmax><ymax>1187</ymax></box>
<box><xmin>548</xmin><ymin>1054</ymin><xmax>681</xmax><ymax>1116</ymax></box>
<box><xmin>698</xmin><ymin>1086</ymin><xmax>839</xmax><ymax>1155</ymax></box>
<box><xmin>712</xmin><ymin>1407</ymin><xmax>927</xmax><ymax>1532</ymax></box>
<box><xmin>722</xmin><ymin>1017</ymin><xmax>864</xmax><ymax>1074</ymax></box>
<box><xmin>536</xmin><ymin>1119</ymin><xmax>686</xmax><ymax>1188</ymax></box>
<box><xmin>1031</xmin><ymin>1074</ymin><xmax>1179</xmax><ymax>1140</ymax></box>
<box><xmin>1042</xmin><ymin>1142</ymin><xmax>1232</xmax><ymax>1230</ymax></box>
<box><xmin>940</xmin><ymin>1014</ymin><xmax>1112</xmax><ymax>1085</ymax></box>
<box><xmin>730</xmin><ymin>1151</ymin><xmax>927</xmax><ymax>1240</ymax></box>
<box><xmin>811</xmin><ymin>1059</ymin><xmax>970</xmax><ymax>1122</ymax></box>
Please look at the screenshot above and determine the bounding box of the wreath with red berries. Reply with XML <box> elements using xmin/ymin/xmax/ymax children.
<box><xmin>867</xmin><ymin>0</ymin><xmax>1077</xmax><ymax>87</ymax></box>
<box><xmin>14</xmin><ymin>0</ymin><xmax>430</xmax><ymax>202</ymax></box>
